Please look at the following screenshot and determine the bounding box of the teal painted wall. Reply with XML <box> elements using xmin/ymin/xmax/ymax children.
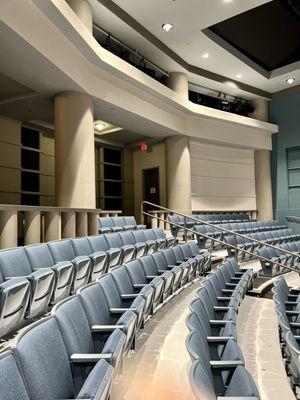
<box><xmin>269</xmin><ymin>91</ymin><xmax>300</xmax><ymax>231</ymax></box>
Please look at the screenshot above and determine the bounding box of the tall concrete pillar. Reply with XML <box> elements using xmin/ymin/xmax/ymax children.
<box><xmin>252</xmin><ymin>98</ymin><xmax>273</xmax><ymax>220</ymax></box>
<box><xmin>165</xmin><ymin>135</ymin><xmax>192</xmax><ymax>214</ymax></box>
<box><xmin>168</xmin><ymin>72</ymin><xmax>189</xmax><ymax>99</ymax></box>
<box><xmin>65</xmin><ymin>0</ymin><xmax>93</xmax><ymax>33</ymax></box>
<box><xmin>54</xmin><ymin>91</ymin><xmax>96</xmax><ymax>209</ymax></box>
<box><xmin>255</xmin><ymin>150</ymin><xmax>273</xmax><ymax>220</ymax></box>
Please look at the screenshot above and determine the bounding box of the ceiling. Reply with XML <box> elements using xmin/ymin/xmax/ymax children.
<box><xmin>90</xmin><ymin>0</ymin><xmax>300</xmax><ymax>98</ymax></box>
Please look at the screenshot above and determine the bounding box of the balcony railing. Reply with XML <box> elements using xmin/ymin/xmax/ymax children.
<box><xmin>0</xmin><ymin>205</ymin><xmax>121</xmax><ymax>249</ymax></box>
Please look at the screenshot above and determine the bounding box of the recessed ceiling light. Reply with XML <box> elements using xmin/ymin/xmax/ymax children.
<box><xmin>236</xmin><ymin>74</ymin><xmax>242</xmax><ymax>78</ymax></box>
<box><xmin>223</xmin><ymin>0</ymin><xmax>233</xmax><ymax>3</ymax></box>
<box><xmin>162</xmin><ymin>23</ymin><xmax>173</xmax><ymax>32</ymax></box>
<box><xmin>286</xmin><ymin>77</ymin><xmax>295</xmax><ymax>85</ymax></box>
<box><xmin>202</xmin><ymin>53</ymin><xmax>209</xmax><ymax>59</ymax></box>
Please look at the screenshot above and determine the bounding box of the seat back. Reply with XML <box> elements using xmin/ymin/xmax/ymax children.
<box><xmin>139</xmin><ymin>255</ymin><xmax>158</xmax><ymax>275</ymax></box>
<box><xmin>111</xmin><ymin>266</ymin><xmax>134</xmax><ymax>294</ymax></box>
<box><xmin>48</xmin><ymin>239</ymin><xmax>75</xmax><ymax>262</ymax></box>
<box><xmin>131</xmin><ymin>230</ymin><xmax>146</xmax><ymax>243</ymax></box>
<box><xmin>25</xmin><ymin>244</ymin><xmax>55</xmax><ymax>269</ymax></box>
<box><xmin>15</xmin><ymin>317</ymin><xmax>75</xmax><ymax>400</ymax></box>
<box><xmin>0</xmin><ymin>351</ymin><xmax>30</xmax><ymax>400</ymax></box>
<box><xmin>112</xmin><ymin>217</ymin><xmax>126</xmax><ymax>228</ymax></box>
<box><xmin>71</xmin><ymin>237</ymin><xmax>93</xmax><ymax>257</ymax></box>
<box><xmin>99</xmin><ymin>217</ymin><xmax>114</xmax><ymax>229</ymax></box>
<box><xmin>88</xmin><ymin>235</ymin><xmax>109</xmax><ymax>252</ymax></box>
<box><xmin>0</xmin><ymin>247</ymin><xmax>32</xmax><ymax>278</ymax></box>
<box><xmin>105</xmin><ymin>233</ymin><xmax>123</xmax><ymax>249</ymax></box>
<box><xmin>119</xmin><ymin>231</ymin><xmax>135</xmax><ymax>246</ymax></box>
<box><xmin>52</xmin><ymin>296</ymin><xmax>95</xmax><ymax>357</ymax></box>
<box><xmin>124</xmin><ymin>216</ymin><xmax>137</xmax><ymax>226</ymax></box>
<box><xmin>189</xmin><ymin>360</ymin><xmax>216</xmax><ymax>400</ymax></box>
<box><xmin>125</xmin><ymin>259</ymin><xmax>147</xmax><ymax>284</ymax></box>
<box><xmin>98</xmin><ymin>274</ymin><xmax>122</xmax><ymax>307</ymax></box>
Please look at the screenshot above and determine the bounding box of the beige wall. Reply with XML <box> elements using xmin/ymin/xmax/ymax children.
<box><xmin>190</xmin><ymin>140</ymin><xmax>256</xmax><ymax>211</ymax></box>
<box><xmin>0</xmin><ymin>117</ymin><xmax>21</xmax><ymax>204</ymax></box>
<box><xmin>133</xmin><ymin>143</ymin><xmax>166</xmax><ymax>221</ymax></box>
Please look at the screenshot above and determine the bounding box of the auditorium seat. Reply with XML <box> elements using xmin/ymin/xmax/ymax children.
<box><xmin>104</xmin><ymin>233</ymin><xmax>135</xmax><ymax>264</ymax></box>
<box><xmin>152</xmin><ymin>227</ymin><xmax>175</xmax><ymax>247</ymax></box>
<box><xmin>111</xmin><ymin>266</ymin><xmax>154</xmax><ymax>321</ymax></box>
<box><xmin>78</xmin><ymin>282</ymin><xmax>137</xmax><ymax>353</ymax></box>
<box><xmin>98</xmin><ymin>274</ymin><xmax>146</xmax><ymax>330</ymax></box>
<box><xmin>53</xmin><ymin>296</ymin><xmax>126</xmax><ymax>372</ymax></box>
<box><xmin>131</xmin><ymin>230</ymin><xmax>156</xmax><ymax>253</ymax></box>
<box><xmin>113</xmin><ymin>216</ymin><xmax>133</xmax><ymax>231</ymax></box>
<box><xmin>25</xmin><ymin>243</ymin><xmax>74</xmax><ymax>302</ymax></box>
<box><xmin>123</xmin><ymin>216</ymin><xmax>146</xmax><ymax>230</ymax></box>
<box><xmin>0</xmin><ymin>274</ymin><xmax>30</xmax><ymax>338</ymax></box>
<box><xmin>190</xmin><ymin>360</ymin><xmax>260</xmax><ymax>399</ymax></box>
<box><xmin>99</xmin><ymin>217</ymin><xmax>123</xmax><ymax>234</ymax></box>
<box><xmin>87</xmin><ymin>235</ymin><xmax>122</xmax><ymax>269</ymax></box>
<box><xmin>0</xmin><ymin>247</ymin><xmax>55</xmax><ymax>319</ymax></box>
<box><xmin>139</xmin><ymin>254</ymin><xmax>174</xmax><ymax>300</ymax></box>
<box><xmin>118</xmin><ymin>231</ymin><xmax>146</xmax><ymax>258</ymax></box>
<box><xmin>71</xmin><ymin>237</ymin><xmax>108</xmax><ymax>280</ymax></box>
<box><xmin>48</xmin><ymin>240</ymin><xmax>91</xmax><ymax>291</ymax></box>
<box><xmin>13</xmin><ymin>316</ymin><xmax>114</xmax><ymax>400</ymax></box>
<box><xmin>125</xmin><ymin>259</ymin><xmax>164</xmax><ymax>312</ymax></box>
<box><xmin>161</xmin><ymin>248</ymin><xmax>191</xmax><ymax>285</ymax></box>
<box><xmin>151</xmin><ymin>251</ymin><xmax>183</xmax><ymax>292</ymax></box>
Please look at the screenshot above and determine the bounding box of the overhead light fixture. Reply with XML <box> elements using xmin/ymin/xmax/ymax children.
<box><xmin>202</xmin><ymin>53</ymin><xmax>209</xmax><ymax>59</ymax></box>
<box><xmin>286</xmin><ymin>77</ymin><xmax>295</xmax><ymax>85</ymax></box>
<box><xmin>236</xmin><ymin>74</ymin><xmax>242</xmax><ymax>79</ymax></box>
<box><xmin>95</xmin><ymin>122</ymin><xmax>107</xmax><ymax>131</ymax></box>
<box><xmin>162</xmin><ymin>23</ymin><xmax>173</xmax><ymax>32</ymax></box>
<box><xmin>223</xmin><ymin>0</ymin><xmax>233</xmax><ymax>3</ymax></box>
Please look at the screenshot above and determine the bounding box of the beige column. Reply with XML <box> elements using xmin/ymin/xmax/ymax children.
<box><xmin>165</xmin><ymin>135</ymin><xmax>192</xmax><ymax>214</ymax></box>
<box><xmin>61</xmin><ymin>212</ymin><xmax>76</xmax><ymax>238</ymax></box>
<box><xmin>76</xmin><ymin>212</ymin><xmax>88</xmax><ymax>237</ymax></box>
<box><xmin>0</xmin><ymin>211</ymin><xmax>18</xmax><ymax>249</ymax></box>
<box><xmin>168</xmin><ymin>72</ymin><xmax>189</xmax><ymax>99</ymax></box>
<box><xmin>65</xmin><ymin>0</ymin><xmax>93</xmax><ymax>33</ymax></box>
<box><xmin>255</xmin><ymin>150</ymin><xmax>273</xmax><ymax>220</ymax></box>
<box><xmin>24</xmin><ymin>211</ymin><xmax>41</xmax><ymax>245</ymax></box>
<box><xmin>44</xmin><ymin>212</ymin><xmax>61</xmax><ymax>242</ymax></box>
<box><xmin>251</xmin><ymin>98</ymin><xmax>273</xmax><ymax>220</ymax></box>
<box><xmin>88</xmin><ymin>212</ymin><xmax>99</xmax><ymax>235</ymax></box>
<box><xmin>54</xmin><ymin>91</ymin><xmax>96</xmax><ymax>209</ymax></box>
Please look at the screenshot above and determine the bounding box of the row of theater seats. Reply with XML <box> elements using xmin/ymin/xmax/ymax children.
<box><xmin>168</xmin><ymin>213</ymin><xmax>251</xmax><ymax>239</ymax></box>
<box><xmin>195</xmin><ymin>220</ymin><xmax>287</xmax><ymax>251</ymax></box>
<box><xmin>98</xmin><ymin>216</ymin><xmax>146</xmax><ymax>234</ymax></box>
<box><xmin>257</xmin><ymin>240</ymin><xmax>300</xmax><ymax>277</ymax></box>
<box><xmin>185</xmin><ymin>257</ymin><xmax>260</xmax><ymax>399</ymax></box>
<box><xmin>225</xmin><ymin>229</ymin><xmax>300</xmax><ymax>265</ymax></box>
<box><xmin>0</xmin><ymin>228</ymin><xmax>174</xmax><ymax>339</ymax></box>
<box><xmin>272</xmin><ymin>277</ymin><xmax>300</xmax><ymax>395</ymax></box>
<box><xmin>0</xmin><ymin>242</ymin><xmax>211</xmax><ymax>400</ymax></box>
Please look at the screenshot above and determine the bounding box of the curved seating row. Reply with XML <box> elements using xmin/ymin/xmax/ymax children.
<box><xmin>224</xmin><ymin>229</ymin><xmax>300</xmax><ymax>263</ymax></box>
<box><xmin>185</xmin><ymin>257</ymin><xmax>260</xmax><ymax>399</ymax></box>
<box><xmin>0</xmin><ymin>228</ymin><xmax>174</xmax><ymax>339</ymax></box>
<box><xmin>0</xmin><ymin>242</ymin><xmax>210</xmax><ymax>400</ymax></box>
<box><xmin>99</xmin><ymin>216</ymin><xmax>146</xmax><ymax>234</ymax></box>
<box><xmin>168</xmin><ymin>213</ymin><xmax>251</xmax><ymax>238</ymax></box>
<box><xmin>195</xmin><ymin>221</ymin><xmax>287</xmax><ymax>251</ymax></box>
<box><xmin>272</xmin><ymin>276</ymin><xmax>300</xmax><ymax>396</ymax></box>
<box><xmin>257</xmin><ymin>240</ymin><xmax>300</xmax><ymax>277</ymax></box>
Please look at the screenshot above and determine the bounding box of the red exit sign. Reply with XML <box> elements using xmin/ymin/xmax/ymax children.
<box><xmin>132</xmin><ymin>143</ymin><xmax>153</xmax><ymax>153</ymax></box>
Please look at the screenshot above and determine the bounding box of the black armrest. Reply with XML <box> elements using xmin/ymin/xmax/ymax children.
<box><xmin>110</xmin><ymin>308</ymin><xmax>130</xmax><ymax>314</ymax></box>
<box><xmin>133</xmin><ymin>284</ymin><xmax>146</xmax><ymax>289</ymax></box>
<box><xmin>207</xmin><ymin>336</ymin><xmax>232</xmax><ymax>343</ymax></box>
<box><xmin>209</xmin><ymin>320</ymin><xmax>233</xmax><ymax>326</ymax></box>
<box><xmin>121</xmin><ymin>294</ymin><xmax>139</xmax><ymax>299</ymax></box>
<box><xmin>213</xmin><ymin>306</ymin><xmax>230</xmax><ymax>311</ymax></box>
<box><xmin>210</xmin><ymin>360</ymin><xmax>243</xmax><ymax>369</ymax></box>
<box><xmin>146</xmin><ymin>275</ymin><xmax>157</xmax><ymax>280</ymax></box>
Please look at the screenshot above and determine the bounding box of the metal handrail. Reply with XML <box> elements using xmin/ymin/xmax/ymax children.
<box><xmin>286</xmin><ymin>216</ymin><xmax>300</xmax><ymax>224</ymax></box>
<box><xmin>141</xmin><ymin>201</ymin><xmax>300</xmax><ymax>269</ymax></box>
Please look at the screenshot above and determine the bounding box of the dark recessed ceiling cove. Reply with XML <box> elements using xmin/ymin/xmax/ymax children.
<box><xmin>208</xmin><ymin>0</ymin><xmax>300</xmax><ymax>72</ymax></box>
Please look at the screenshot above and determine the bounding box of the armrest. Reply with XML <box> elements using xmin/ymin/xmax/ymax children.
<box><xmin>222</xmin><ymin>289</ymin><xmax>234</xmax><ymax>294</ymax></box>
<box><xmin>157</xmin><ymin>270</ymin><xmax>167</xmax><ymax>274</ymax></box>
<box><xmin>110</xmin><ymin>308</ymin><xmax>130</xmax><ymax>314</ymax></box>
<box><xmin>290</xmin><ymin>288</ymin><xmax>300</xmax><ymax>294</ymax></box>
<box><xmin>226</xmin><ymin>283</ymin><xmax>237</xmax><ymax>288</ymax></box>
<box><xmin>210</xmin><ymin>320</ymin><xmax>233</xmax><ymax>326</ymax></box>
<box><xmin>146</xmin><ymin>275</ymin><xmax>157</xmax><ymax>280</ymax></box>
<box><xmin>70</xmin><ymin>353</ymin><xmax>111</xmax><ymax>363</ymax></box>
<box><xmin>133</xmin><ymin>284</ymin><xmax>146</xmax><ymax>289</ymax></box>
<box><xmin>210</xmin><ymin>360</ymin><xmax>243</xmax><ymax>369</ymax></box>
<box><xmin>286</xmin><ymin>310</ymin><xmax>300</xmax><ymax>315</ymax></box>
<box><xmin>207</xmin><ymin>336</ymin><xmax>232</xmax><ymax>343</ymax></box>
<box><xmin>285</xmin><ymin>301</ymin><xmax>298</xmax><ymax>306</ymax></box>
<box><xmin>91</xmin><ymin>324</ymin><xmax>124</xmax><ymax>332</ymax></box>
<box><xmin>288</xmin><ymin>294</ymin><xmax>299</xmax><ymax>299</ymax></box>
<box><xmin>217</xmin><ymin>296</ymin><xmax>232</xmax><ymax>301</ymax></box>
<box><xmin>121</xmin><ymin>294</ymin><xmax>139</xmax><ymax>299</ymax></box>
<box><xmin>167</xmin><ymin>265</ymin><xmax>176</xmax><ymax>269</ymax></box>
<box><xmin>213</xmin><ymin>306</ymin><xmax>230</xmax><ymax>311</ymax></box>
<box><xmin>290</xmin><ymin>322</ymin><xmax>300</xmax><ymax>328</ymax></box>
<box><xmin>218</xmin><ymin>397</ymin><xmax>259</xmax><ymax>399</ymax></box>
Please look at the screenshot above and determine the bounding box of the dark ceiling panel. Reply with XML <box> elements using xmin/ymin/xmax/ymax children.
<box><xmin>209</xmin><ymin>0</ymin><xmax>300</xmax><ymax>71</ymax></box>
